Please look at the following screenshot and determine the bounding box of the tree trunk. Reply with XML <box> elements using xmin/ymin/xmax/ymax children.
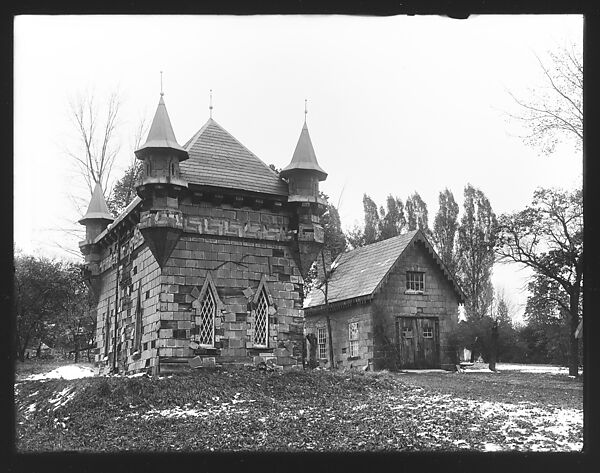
<box><xmin>569</xmin><ymin>290</ymin><xmax>580</xmax><ymax>377</ymax></box>
<box><xmin>326</xmin><ymin>313</ymin><xmax>334</xmax><ymax>369</ymax></box>
<box><xmin>489</xmin><ymin>321</ymin><xmax>498</xmax><ymax>371</ymax></box>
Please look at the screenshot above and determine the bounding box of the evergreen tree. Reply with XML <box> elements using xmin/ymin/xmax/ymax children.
<box><xmin>107</xmin><ymin>161</ymin><xmax>143</xmax><ymax>217</ymax></box>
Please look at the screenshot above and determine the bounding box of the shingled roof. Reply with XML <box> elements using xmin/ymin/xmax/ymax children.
<box><xmin>135</xmin><ymin>94</ymin><xmax>188</xmax><ymax>160</ymax></box>
<box><xmin>79</xmin><ymin>182</ymin><xmax>114</xmax><ymax>225</ymax></box>
<box><xmin>280</xmin><ymin>121</ymin><xmax>327</xmax><ymax>181</ymax></box>
<box><xmin>181</xmin><ymin>118</ymin><xmax>288</xmax><ymax>196</ymax></box>
<box><xmin>305</xmin><ymin>230</ymin><xmax>465</xmax><ymax>311</ymax></box>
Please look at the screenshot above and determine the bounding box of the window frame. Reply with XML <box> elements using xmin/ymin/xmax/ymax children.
<box><xmin>401</xmin><ymin>326</ymin><xmax>414</xmax><ymax>339</ymax></box>
<box><xmin>197</xmin><ymin>285</ymin><xmax>217</xmax><ymax>348</ymax></box>
<box><xmin>317</xmin><ymin>327</ymin><xmax>327</xmax><ymax>360</ymax></box>
<box><xmin>405</xmin><ymin>271</ymin><xmax>425</xmax><ymax>293</ymax></box>
<box><xmin>348</xmin><ymin>322</ymin><xmax>359</xmax><ymax>358</ymax></box>
<box><xmin>253</xmin><ymin>288</ymin><xmax>269</xmax><ymax>348</ymax></box>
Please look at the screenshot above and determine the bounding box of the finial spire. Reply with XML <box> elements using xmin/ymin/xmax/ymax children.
<box><xmin>304</xmin><ymin>99</ymin><xmax>308</xmax><ymax>123</ymax></box>
<box><xmin>209</xmin><ymin>89</ymin><xmax>213</xmax><ymax>119</ymax></box>
<box><xmin>160</xmin><ymin>71</ymin><xmax>164</xmax><ymax>96</ymax></box>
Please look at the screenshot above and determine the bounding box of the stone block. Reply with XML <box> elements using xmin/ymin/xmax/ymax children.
<box><xmin>276</xmin><ymin>356</ymin><xmax>297</xmax><ymax>366</ymax></box>
<box><xmin>273</xmin><ymin>347</ymin><xmax>289</xmax><ymax>357</ymax></box>
<box><xmin>189</xmin><ymin>356</ymin><xmax>203</xmax><ymax>369</ymax></box>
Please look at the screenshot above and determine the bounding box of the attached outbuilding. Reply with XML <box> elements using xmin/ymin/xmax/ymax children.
<box><xmin>304</xmin><ymin>230</ymin><xmax>465</xmax><ymax>371</ymax></box>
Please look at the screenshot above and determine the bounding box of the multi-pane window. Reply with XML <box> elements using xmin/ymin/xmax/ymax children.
<box><xmin>254</xmin><ymin>290</ymin><xmax>269</xmax><ymax>347</ymax></box>
<box><xmin>348</xmin><ymin>322</ymin><xmax>359</xmax><ymax>358</ymax></box>
<box><xmin>198</xmin><ymin>287</ymin><xmax>216</xmax><ymax>347</ymax></box>
<box><xmin>402</xmin><ymin>327</ymin><xmax>413</xmax><ymax>339</ymax></box>
<box><xmin>406</xmin><ymin>271</ymin><xmax>425</xmax><ymax>292</ymax></box>
<box><xmin>423</xmin><ymin>326</ymin><xmax>433</xmax><ymax>339</ymax></box>
<box><xmin>317</xmin><ymin>327</ymin><xmax>327</xmax><ymax>359</ymax></box>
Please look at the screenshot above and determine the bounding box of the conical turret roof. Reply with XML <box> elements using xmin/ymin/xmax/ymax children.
<box><xmin>78</xmin><ymin>182</ymin><xmax>114</xmax><ymax>225</ymax></box>
<box><xmin>135</xmin><ymin>95</ymin><xmax>188</xmax><ymax>160</ymax></box>
<box><xmin>280</xmin><ymin>121</ymin><xmax>327</xmax><ymax>181</ymax></box>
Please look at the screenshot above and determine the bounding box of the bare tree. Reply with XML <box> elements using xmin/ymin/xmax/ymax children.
<box><xmin>66</xmin><ymin>90</ymin><xmax>122</xmax><ymax>195</ymax></box>
<box><xmin>508</xmin><ymin>44</ymin><xmax>582</xmax><ymax>156</ymax></box>
<box><xmin>107</xmin><ymin>116</ymin><xmax>149</xmax><ymax>216</ymax></box>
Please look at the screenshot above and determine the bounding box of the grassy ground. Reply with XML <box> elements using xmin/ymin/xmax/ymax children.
<box><xmin>14</xmin><ymin>362</ymin><xmax>583</xmax><ymax>452</ymax></box>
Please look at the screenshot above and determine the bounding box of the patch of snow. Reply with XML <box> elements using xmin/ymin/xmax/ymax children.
<box><xmin>126</xmin><ymin>372</ymin><xmax>147</xmax><ymax>378</ymax></box>
<box><xmin>48</xmin><ymin>386</ymin><xmax>77</xmax><ymax>410</ymax></box>
<box><xmin>23</xmin><ymin>365</ymin><xmax>95</xmax><ymax>381</ymax></box>
<box><xmin>495</xmin><ymin>363</ymin><xmax>582</xmax><ymax>375</ymax></box>
<box><xmin>401</xmin><ymin>369</ymin><xmax>448</xmax><ymax>374</ymax></box>
<box><xmin>484</xmin><ymin>443</ymin><xmax>502</xmax><ymax>451</ymax></box>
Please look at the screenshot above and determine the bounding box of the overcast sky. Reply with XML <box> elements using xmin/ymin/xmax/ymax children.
<box><xmin>14</xmin><ymin>15</ymin><xmax>583</xmax><ymax>321</ymax></box>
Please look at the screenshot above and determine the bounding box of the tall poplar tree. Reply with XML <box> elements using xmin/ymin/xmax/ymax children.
<box><xmin>406</xmin><ymin>192</ymin><xmax>429</xmax><ymax>232</ymax></box>
<box><xmin>432</xmin><ymin>188</ymin><xmax>460</xmax><ymax>274</ymax></box>
<box><xmin>379</xmin><ymin>195</ymin><xmax>406</xmax><ymax>240</ymax></box>
<box><xmin>362</xmin><ymin>194</ymin><xmax>381</xmax><ymax>245</ymax></box>
<box><xmin>457</xmin><ymin>184</ymin><xmax>497</xmax><ymax>320</ymax></box>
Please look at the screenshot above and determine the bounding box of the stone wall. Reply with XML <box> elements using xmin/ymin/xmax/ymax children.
<box><xmin>305</xmin><ymin>303</ymin><xmax>373</xmax><ymax>370</ymax></box>
<box><xmin>372</xmin><ymin>240</ymin><xmax>459</xmax><ymax>369</ymax></box>
<box><xmin>94</xmin><ymin>226</ymin><xmax>161</xmax><ymax>375</ymax></box>
<box><xmin>158</xmin><ymin>233</ymin><xmax>304</xmax><ymax>370</ymax></box>
<box><xmin>92</xmin><ymin>196</ymin><xmax>309</xmax><ymax>374</ymax></box>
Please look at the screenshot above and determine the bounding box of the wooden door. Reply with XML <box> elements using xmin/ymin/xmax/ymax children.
<box><xmin>397</xmin><ymin>317</ymin><xmax>440</xmax><ymax>369</ymax></box>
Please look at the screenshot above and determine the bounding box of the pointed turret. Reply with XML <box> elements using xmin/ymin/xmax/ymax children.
<box><xmin>79</xmin><ymin>181</ymin><xmax>114</xmax><ymax>243</ymax></box>
<box><xmin>78</xmin><ymin>182</ymin><xmax>113</xmax><ymax>297</ymax></box>
<box><xmin>283</xmin><ymin>111</ymin><xmax>328</xmax><ymax>278</ymax></box>
<box><xmin>135</xmin><ymin>91</ymin><xmax>187</xmax><ymax>267</ymax></box>
<box><xmin>280</xmin><ymin>121</ymin><xmax>327</xmax><ymax>181</ymax></box>
<box><xmin>280</xmin><ymin>120</ymin><xmax>327</xmax><ymax>201</ymax></box>
<box><xmin>135</xmin><ymin>94</ymin><xmax>188</xmax><ymax>161</ymax></box>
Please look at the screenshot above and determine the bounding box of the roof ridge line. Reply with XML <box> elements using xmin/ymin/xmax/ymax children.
<box><xmin>183</xmin><ymin>118</ymin><xmax>213</xmax><ymax>150</ymax></box>
<box><xmin>345</xmin><ymin>230</ymin><xmax>417</xmax><ymax>255</ymax></box>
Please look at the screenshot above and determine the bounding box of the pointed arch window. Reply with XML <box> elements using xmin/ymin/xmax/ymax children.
<box><xmin>254</xmin><ymin>289</ymin><xmax>269</xmax><ymax>348</ymax></box>
<box><xmin>198</xmin><ymin>286</ymin><xmax>216</xmax><ymax>347</ymax></box>
<box><xmin>192</xmin><ymin>273</ymin><xmax>221</xmax><ymax>349</ymax></box>
<box><xmin>252</xmin><ymin>275</ymin><xmax>275</xmax><ymax>349</ymax></box>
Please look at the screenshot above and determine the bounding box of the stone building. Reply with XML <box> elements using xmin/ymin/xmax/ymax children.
<box><xmin>304</xmin><ymin>230</ymin><xmax>465</xmax><ymax>371</ymax></box>
<box><xmin>78</xmin><ymin>93</ymin><xmax>327</xmax><ymax>375</ymax></box>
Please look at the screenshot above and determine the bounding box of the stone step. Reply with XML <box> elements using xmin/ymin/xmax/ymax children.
<box><xmin>159</xmin><ymin>362</ymin><xmax>191</xmax><ymax>374</ymax></box>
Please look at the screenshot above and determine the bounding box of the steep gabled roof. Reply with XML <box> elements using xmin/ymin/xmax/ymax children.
<box><xmin>181</xmin><ymin>118</ymin><xmax>288</xmax><ymax>196</ymax></box>
<box><xmin>305</xmin><ymin>230</ymin><xmax>465</xmax><ymax>310</ymax></box>
<box><xmin>280</xmin><ymin>121</ymin><xmax>327</xmax><ymax>180</ymax></box>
